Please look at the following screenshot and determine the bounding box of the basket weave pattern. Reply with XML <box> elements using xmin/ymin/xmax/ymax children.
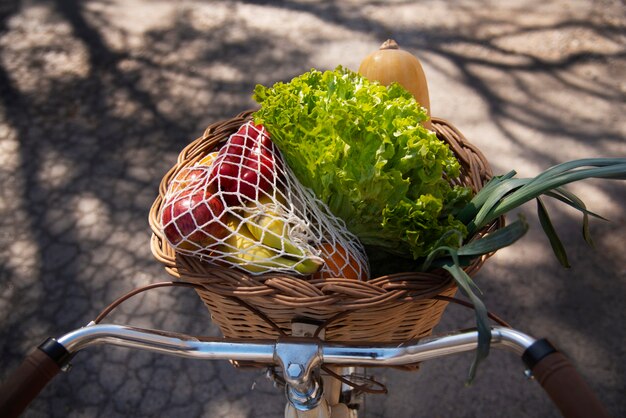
<box><xmin>149</xmin><ymin>111</ymin><xmax>497</xmax><ymax>343</ymax></box>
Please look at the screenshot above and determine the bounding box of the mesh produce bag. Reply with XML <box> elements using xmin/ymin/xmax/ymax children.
<box><xmin>160</xmin><ymin>121</ymin><xmax>370</xmax><ymax>280</ymax></box>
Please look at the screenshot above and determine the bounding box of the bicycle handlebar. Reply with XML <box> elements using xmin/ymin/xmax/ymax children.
<box><xmin>522</xmin><ymin>339</ymin><xmax>611</xmax><ymax>418</ymax></box>
<box><xmin>53</xmin><ymin>324</ymin><xmax>534</xmax><ymax>364</ymax></box>
<box><xmin>0</xmin><ymin>324</ymin><xmax>611</xmax><ymax>418</ymax></box>
<box><xmin>0</xmin><ymin>340</ymin><xmax>68</xmax><ymax>418</ymax></box>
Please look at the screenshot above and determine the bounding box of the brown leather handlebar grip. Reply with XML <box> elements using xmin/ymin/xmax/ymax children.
<box><xmin>530</xmin><ymin>348</ymin><xmax>611</xmax><ymax>418</ymax></box>
<box><xmin>0</xmin><ymin>339</ymin><xmax>69</xmax><ymax>418</ymax></box>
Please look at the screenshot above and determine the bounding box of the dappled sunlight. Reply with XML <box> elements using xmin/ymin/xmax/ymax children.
<box><xmin>73</xmin><ymin>194</ymin><xmax>112</xmax><ymax>240</ymax></box>
<box><xmin>445</xmin><ymin>42</ymin><xmax>533</xmax><ymax>67</ymax></box>
<box><xmin>598</xmin><ymin>227</ymin><xmax>626</xmax><ymax>264</ymax></box>
<box><xmin>493</xmin><ymin>26</ymin><xmax>624</xmax><ymax>61</ymax></box>
<box><xmin>565</xmin><ymin>180</ymin><xmax>624</xmax><ymax>218</ymax></box>
<box><xmin>361</xmin><ymin>1</ymin><xmax>475</xmax><ymax>29</ymax></box>
<box><xmin>202</xmin><ymin>397</ymin><xmax>258</xmax><ymax>418</ymax></box>
<box><xmin>424</xmin><ymin>56</ymin><xmax>491</xmax><ymax>121</ymax></box>
<box><xmin>492</xmin><ymin>239</ymin><xmax>556</xmax><ymax>273</ymax></box>
<box><xmin>5</xmin><ymin>239</ymin><xmax>41</xmax><ymax>287</ymax></box>
<box><xmin>0</xmin><ymin>4</ymin><xmax>90</xmax><ymax>90</ymax></box>
<box><xmin>310</xmin><ymin>39</ymin><xmax>373</xmax><ymax>71</ymax></box>
<box><xmin>207</xmin><ymin>62</ymin><xmax>248</xmax><ymax>83</ymax></box>
<box><xmin>0</xmin><ymin>126</ymin><xmax>43</xmax><ymax>330</ymax></box>
<box><xmin>0</xmin><ymin>125</ymin><xmax>19</xmax><ymax>172</ymax></box>
<box><xmin>237</xmin><ymin>2</ymin><xmax>359</xmax><ymax>43</ymax></box>
<box><xmin>36</xmin><ymin>149</ymin><xmax>76</xmax><ymax>190</ymax></box>
<box><xmin>0</xmin><ymin>0</ymin><xmax>623</xmax><ymax>417</ymax></box>
<box><xmin>364</xmin><ymin>1</ymin><xmax>626</xmax><ymax>180</ymax></box>
<box><xmin>85</xmin><ymin>0</ymin><xmax>177</xmax><ymax>41</ymax></box>
<box><xmin>527</xmin><ymin>314</ymin><xmax>618</xmax><ymax>378</ymax></box>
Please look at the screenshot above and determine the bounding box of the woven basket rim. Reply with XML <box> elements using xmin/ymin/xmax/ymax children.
<box><xmin>148</xmin><ymin>111</ymin><xmax>502</xmax><ymax>312</ymax></box>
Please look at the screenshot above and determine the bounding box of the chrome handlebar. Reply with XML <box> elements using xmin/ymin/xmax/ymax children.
<box><xmin>54</xmin><ymin>324</ymin><xmax>536</xmax><ymax>411</ymax></box>
<box><xmin>57</xmin><ymin>323</ymin><xmax>536</xmax><ymax>366</ymax></box>
<box><xmin>1</xmin><ymin>323</ymin><xmax>612</xmax><ymax>418</ymax></box>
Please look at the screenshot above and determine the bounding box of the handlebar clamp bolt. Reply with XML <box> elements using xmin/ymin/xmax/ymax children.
<box><xmin>287</xmin><ymin>363</ymin><xmax>304</xmax><ymax>379</ymax></box>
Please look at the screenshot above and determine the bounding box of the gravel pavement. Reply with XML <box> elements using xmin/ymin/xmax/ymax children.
<box><xmin>1</xmin><ymin>1</ymin><xmax>625</xmax><ymax>417</ymax></box>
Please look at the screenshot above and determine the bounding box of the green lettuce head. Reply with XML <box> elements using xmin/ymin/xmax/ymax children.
<box><xmin>253</xmin><ymin>67</ymin><xmax>471</xmax><ymax>263</ymax></box>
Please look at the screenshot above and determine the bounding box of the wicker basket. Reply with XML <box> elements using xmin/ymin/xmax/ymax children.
<box><xmin>149</xmin><ymin>110</ymin><xmax>499</xmax><ymax>343</ymax></box>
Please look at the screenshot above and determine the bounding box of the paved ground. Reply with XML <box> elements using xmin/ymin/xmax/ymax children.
<box><xmin>1</xmin><ymin>1</ymin><xmax>625</xmax><ymax>417</ymax></box>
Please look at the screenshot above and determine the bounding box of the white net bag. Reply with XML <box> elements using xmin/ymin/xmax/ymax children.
<box><xmin>160</xmin><ymin>121</ymin><xmax>370</xmax><ymax>280</ymax></box>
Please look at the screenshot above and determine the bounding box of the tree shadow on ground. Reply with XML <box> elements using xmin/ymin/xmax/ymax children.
<box><xmin>0</xmin><ymin>1</ymin><xmax>624</xmax><ymax>417</ymax></box>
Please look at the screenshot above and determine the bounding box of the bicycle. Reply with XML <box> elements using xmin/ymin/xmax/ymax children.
<box><xmin>3</xmin><ymin>115</ymin><xmax>623</xmax><ymax>417</ymax></box>
<box><xmin>0</xmin><ymin>281</ymin><xmax>611</xmax><ymax>418</ymax></box>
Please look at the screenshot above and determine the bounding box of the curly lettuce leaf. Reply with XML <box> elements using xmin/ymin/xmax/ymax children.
<box><xmin>253</xmin><ymin>67</ymin><xmax>471</xmax><ymax>259</ymax></box>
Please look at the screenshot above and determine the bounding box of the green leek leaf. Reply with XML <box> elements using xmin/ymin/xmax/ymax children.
<box><xmin>527</xmin><ymin>158</ymin><xmax>626</xmax><ymax>186</ymax></box>
<box><xmin>467</xmin><ymin>179</ymin><xmax>528</xmax><ymax>235</ymax></box>
<box><xmin>441</xmin><ymin>259</ymin><xmax>491</xmax><ymax>383</ymax></box>
<box><xmin>458</xmin><ymin>216</ymin><xmax>529</xmax><ymax>257</ymax></box>
<box><xmin>545</xmin><ymin>187</ymin><xmax>607</xmax><ymax>246</ymax></box>
<box><xmin>537</xmin><ymin>197</ymin><xmax>570</xmax><ymax>268</ymax></box>
<box><xmin>474</xmin><ymin>161</ymin><xmax>626</xmax><ymax>230</ymax></box>
<box><xmin>545</xmin><ymin>188</ymin><xmax>607</xmax><ymax>221</ymax></box>
<box><xmin>427</xmin><ymin>216</ymin><xmax>528</xmax><ymax>271</ymax></box>
<box><xmin>457</xmin><ymin>170</ymin><xmax>517</xmax><ymax>224</ymax></box>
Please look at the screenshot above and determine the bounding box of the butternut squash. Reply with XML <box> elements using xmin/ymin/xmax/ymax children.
<box><xmin>358</xmin><ymin>39</ymin><xmax>431</xmax><ymax>129</ymax></box>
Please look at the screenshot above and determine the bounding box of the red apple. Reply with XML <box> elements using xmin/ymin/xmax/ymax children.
<box><xmin>168</xmin><ymin>167</ymin><xmax>211</xmax><ymax>195</ymax></box>
<box><xmin>161</xmin><ymin>186</ymin><xmax>228</xmax><ymax>252</ymax></box>
<box><xmin>209</xmin><ymin>122</ymin><xmax>283</xmax><ymax>206</ymax></box>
